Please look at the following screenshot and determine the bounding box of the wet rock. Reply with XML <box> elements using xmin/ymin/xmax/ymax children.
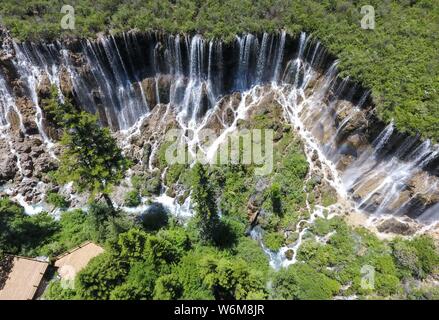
<box><xmin>312</xmin><ymin>174</ymin><xmax>323</xmax><ymax>185</ymax></box>
<box><xmin>336</xmin><ymin>154</ymin><xmax>355</xmax><ymax>171</ymax></box>
<box><xmin>338</xmin><ymin>142</ymin><xmax>357</xmax><ymax>158</ymax></box>
<box><xmin>6</xmin><ymin>109</ymin><xmax>22</xmax><ymax>133</ymax></box>
<box><xmin>16</xmin><ymin>142</ymin><xmax>32</xmax><ymax>154</ymax></box>
<box><xmin>15</xmin><ymin>97</ymin><xmax>38</xmax><ymax>134</ymax></box>
<box><xmin>311</xmin><ymin>122</ymin><xmax>325</xmax><ymax>142</ymax></box>
<box><xmin>156</xmin><ymin>75</ymin><xmax>172</xmax><ymax>104</ymax></box>
<box><xmin>129</xmin><ymin>134</ymin><xmax>144</xmax><ymax>148</ymax></box>
<box><xmin>351</xmin><ymin>175</ymin><xmax>384</xmax><ymax>209</ymax></box>
<box><xmin>145</xmin><ymin>173</ymin><xmax>162</xmax><ymax>196</ymax></box>
<box><xmin>346</xmin><ymin>134</ymin><xmax>366</xmax><ymax>151</ymax></box>
<box><xmin>285</xmin><ymin>249</ymin><xmax>294</xmax><ymax>260</ymax></box>
<box><xmin>141</xmin><ymin>143</ymin><xmax>152</xmax><ymax>167</ymax></box>
<box><xmin>408</xmin><ymin>172</ymin><xmax>439</xmax><ymax>206</ymax></box>
<box><xmin>59</xmin><ymin>66</ymin><xmax>74</xmax><ymax>98</ymax></box>
<box><xmin>165</xmin><ymin>187</ymin><xmax>176</xmax><ymax>198</ymax></box>
<box><xmin>20</xmin><ymin>154</ymin><xmax>33</xmax><ymax>169</ymax></box>
<box><xmin>123</xmin><ymin>104</ymin><xmax>180</xmax><ymax>168</ymax></box>
<box><xmin>15</xmin><ymin>178</ymin><xmax>38</xmax><ymax>200</ymax></box>
<box><xmin>37</xmin><ymin>73</ymin><xmax>51</xmax><ymax>100</ymax></box>
<box><xmin>203</xmin><ymin>93</ymin><xmax>242</xmax><ymax>135</ymax></box>
<box><xmin>33</xmin><ymin>154</ymin><xmax>57</xmax><ymax>177</ymax></box>
<box><xmin>141</xmin><ymin>78</ymin><xmax>157</xmax><ymax>108</ymax></box>
<box><xmin>376</xmin><ymin>218</ymin><xmax>417</xmax><ymax>235</ymax></box>
<box><xmin>0</xmin><ymin>150</ymin><xmax>17</xmax><ymax>181</ymax></box>
<box><xmin>196</xmin><ymin>82</ymin><xmax>211</xmax><ymax>119</ymax></box>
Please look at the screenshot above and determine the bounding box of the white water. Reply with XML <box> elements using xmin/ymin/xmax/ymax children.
<box><xmin>0</xmin><ymin>31</ymin><xmax>437</xmax><ymax>256</ymax></box>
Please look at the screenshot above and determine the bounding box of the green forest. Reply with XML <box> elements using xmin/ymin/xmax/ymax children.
<box><xmin>1</xmin><ymin>0</ymin><xmax>438</xmax><ymax>140</ymax></box>
<box><xmin>0</xmin><ymin>0</ymin><xmax>438</xmax><ymax>302</ymax></box>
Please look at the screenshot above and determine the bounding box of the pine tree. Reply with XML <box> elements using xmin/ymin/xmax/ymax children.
<box><xmin>191</xmin><ymin>163</ymin><xmax>219</xmax><ymax>243</ymax></box>
<box><xmin>46</xmin><ymin>87</ymin><xmax>130</xmax><ymax>211</ymax></box>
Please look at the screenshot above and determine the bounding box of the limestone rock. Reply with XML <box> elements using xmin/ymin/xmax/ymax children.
<box><xmin>0</xmin><ymin>151</ymin><xmax>17</xmax><ymax>182</ymax></box>
<box><xmin>376</xmin><ymin>218</ymin><xmax>417</xmax><ymax>235</ymax></box>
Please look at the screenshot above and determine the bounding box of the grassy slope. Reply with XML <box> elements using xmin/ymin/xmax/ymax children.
<box><xmin>1</xmin><ymin>0</ymin><xmax>438</xmax><ymax>140</ymax></box>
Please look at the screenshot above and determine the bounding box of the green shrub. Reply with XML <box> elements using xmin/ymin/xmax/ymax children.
<box><xmin>410</xmin><ymin>236</ymin><xmax>439</xmax><ymax>277</ymax></box>
<box><xmin>46</xmin><ymin>192</ymin><xmax>70</xmax><ymax>209</ymax></box>
<box><xmin>153</xmin><ymin>274</ymin><xmax>183</xmax><ymax>300</ymax></box>
<box><xmin>271</xmin><ymin>263</ymin><xmax>340</xmax><ymax>300</ymax></box>
<box><xmin>43</xmin><ymin>280</ymin><xmax>78</xmax><ymax>300</ymax></box>
<box><xmin>76</xmin><ymin>253</ymin><xmax>128</xmax><ymax>300</ymax></box>
<box><xmin>124</xmin><ymin>190</ymin><xmax>141</xmax><ymax>207</ymax></box>
<box><xmin>264</xmin><ymin>232</ymin><xmax>284</xmax><ymax>251</ymax></box>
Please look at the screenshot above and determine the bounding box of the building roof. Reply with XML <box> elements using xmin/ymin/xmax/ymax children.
<box><xmin>54</xmin><ymin>242</ymin><xmax>104</xmax><ymax>280</ymax></box>
<box><xmin>0</xmin><ymin>256</ymin><xmax>49</xmax><ymax>300</ymax></box>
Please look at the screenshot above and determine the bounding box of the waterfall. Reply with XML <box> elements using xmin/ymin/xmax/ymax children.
<box><xmin>0</xmin><ymin>30</ymin><xmax>437</xmax><ymax>224</ymax></box>
<box><xmin>272</xmin><ymin>31</ymin><xmax>286</xmax><ymax>82</ymax></box>
<box><xmin>12</xmin><ymin>43</ymin><xmax>53</xmax><ymax>148</ymax></box>
<box><xmin>0</xmin><ymin>71</ymin><xmax>20</xmax><ymax>129</ymax></box>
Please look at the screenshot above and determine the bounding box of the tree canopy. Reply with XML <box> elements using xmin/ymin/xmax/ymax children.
<box><xmin>44</xmin><ymin>86</ymin><xmax>130</xmax><ymax>208</ymax></box>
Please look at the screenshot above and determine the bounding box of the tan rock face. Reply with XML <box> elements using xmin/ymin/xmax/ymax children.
<box><xmin>15</xmin><ymin>97</ymin><xmax>37</xmax><ymax>134</ymax></box>
<box><xmin>203</xmin><ymin>92</ymin><xmax>242</xmax><ymax>135</ymax></box>
<box><xmin>351</xmin><ymin>174</ymin><xmax>386</xmax><ymax>210</ymax></box>
<box><xmin>408</xmin><ymin>172</ymin><xmax>439</xmax><ymax>205</ymax></box>
<box><xmin>6</xmin><ymin>109</ymin><xmax>21</xmax><ymax>133</ymax></box>
<box><xmin>0</xmin><ymin>140</ymin><xmax>17</xmax><ymax>182</ymax></box>
<box><xmin>336</xmin><ymin>154</ymin><xmax>355</xmax><ymax>171</ymax></box>
<box><xmin>156</xmin><ymin>74</ymin><xmax>172</xmax><ymax>104</ymax></box>
<box><xmin>140</xmin><ymin>78</ymin><xmax>157</xmax><ymax>108</ymax></box>
<box><xmin>37</xmin><ymin>73</ymin><xmax>51</xmax><ymax>100</ymax></box>
<box><xmin>346</xmin><ymin>134</ymin><xmax>368</xmax><ymax>153</ymax></box>
<box><xmin>59</xmin><ymin>66</ymin><xmax>73</xmax><ymax>98</ymax></box>
<box><xmin>376</xmin><ymin>217</ymin><xmax>418</xmax><ymax>236</ymax></box>
<box><xmin>120</xmin><ymin>104</ymin><xmax>181</xmax><ymax>170</ymax></box>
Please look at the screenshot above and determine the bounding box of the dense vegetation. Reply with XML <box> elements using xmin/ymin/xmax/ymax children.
<box><xmin>0</xmin><ymin>0</ymin><xmax>438</xmax><ymax>140</ymax></box>
<box><xmin>1</xmin><ymin>97</ymin><xmax>438</xmax><ymax>300</ymax></box>
<box><xmin>1</xmin><ymin>179</ymin><xmax>438</xmax><ymax>300</ymax></box>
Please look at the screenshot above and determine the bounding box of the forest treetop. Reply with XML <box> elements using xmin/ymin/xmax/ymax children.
<box><xmin>1</xmin><ymin>0</ymin><xmax>438</xmax><ymax>141</ymax></box>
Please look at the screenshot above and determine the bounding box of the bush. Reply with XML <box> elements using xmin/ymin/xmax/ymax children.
<box><xmin>410</xmin><ymin>236</ymin><xmax>439</xmax><ymax>277</ymax></box>
<box><xmin>199</xmin><ymin>255</ymin><xmax>268</xmax><ymax>300</ymax></box>
<box><xmin>153</xmin><ymin>274</ymin><xmax>183</xmax><ymax>300</ymax></box>
<box><xmin>392</xmin><ymin>239</ymin><xmax>422</xmax><ymax>278</ymax></box>
<box><xmin>264</xmin><ymin>232</ymin><xmax>284</xmax><ymax>251</ymax></box>
<box><xmin>235</xmin><ymin>237</ymin><xmax>270</xmax><ymax>275</ymax></box>
<box><xmin>0</xmin><ymin>198</ymin><xmax>59</xmax><ymax>256</ymax></box>
<box><xmin>110</xmin><ymin>260</ymin><xmax>158</xmax><ymax>300</ymax></box>
<box><xmin>46</xmin><ymin>192</ymin><xmax>70</xmax><ymax>209</ymax></box>
<box><xmin>124</xmin><ymin>190</ymin><xmax>141</xmax><ymax>207</ymax></box>
<box><xmin>43</xmin><ymin>281</ymin><xmax>78</xmax><ymax>300</ymax></box>
<box><xmin>271</xmin><ymin>263</ymin><xmax>340</xmax><ymax>300</ymax></box>
<box><xmin>76</xmin><ymin>253</ymin><xmax>128</xmax><ymax>300</ymax></box>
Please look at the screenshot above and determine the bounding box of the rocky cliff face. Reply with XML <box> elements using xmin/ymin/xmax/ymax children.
<box><xmin>0</xmin><ymin>29</ymin><xmax>438</xmax><ymax>226</ymax></box>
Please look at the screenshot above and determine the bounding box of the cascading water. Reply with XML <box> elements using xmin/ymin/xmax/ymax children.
<box><xmin>0</xmin><ymin>30</ymin><xmax>438</xmax><ymax>258</ymax></box>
